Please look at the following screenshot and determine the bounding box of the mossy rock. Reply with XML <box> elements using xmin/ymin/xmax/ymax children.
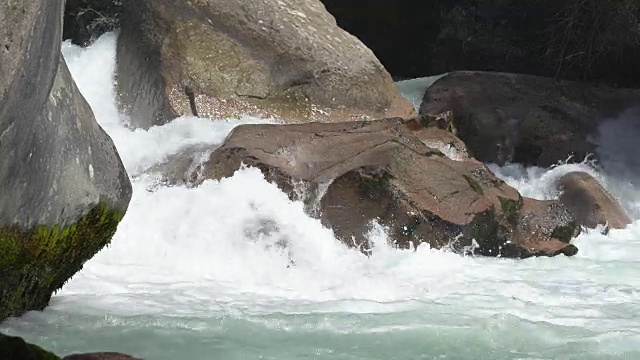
<box><xmin>498</xmin><ymin>195</ymin><xmax>522</xmax><ymax>225</ymax></box>
<box><xmin>463</xmin><ymin>175</ymin><xmax>484</xmax><ymax>195</ymax></box>
<box><xmin>551</xmin><ymin>223</ymin><xmax>578</xmax><ymax>243</ymax></box>
<box><xmin>0</xmin><ymin>203</ymin><xmax>124</xmax><ymax>321</ymax></box>
<box><xmin>356</xmin><ymin>167</ymin><xmax>393</xmax><ymax>200</ymax></box>
<box><xmin>0</xmin><ymin>332</ymin><xmax>60</xmax><ymax>360</ymax></box>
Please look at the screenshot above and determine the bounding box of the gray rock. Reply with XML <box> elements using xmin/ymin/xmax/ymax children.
<box><xmin>115</xmin><ymin>0</ymin><xmax>415</xmax><ymax>129</ymax></box>
<box><xmin>1</xmin><ymin>56</ymin><xmax>131</xmax><ymax>227</ymax></box>
<box><xmin>0</xmin><ymin>0</ymin><xmax>132</xmax><ymax>321</ymax></box>
<box><xmin>420</xmin><ymin>71</ymin><xmax>640</xmax><ymax>166</ymax></box>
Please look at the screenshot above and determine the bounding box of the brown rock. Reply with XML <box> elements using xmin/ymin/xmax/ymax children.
<box><xmin>419</xmin><ymin>71</ymin><xmax>640</xmax><ymax>166</ymax></box>
<box><xmin>396</xmin><ymin>112</ymin><xmax>470</xmax><ymax>161</ymax></box>
<box><xmin>557</xmin><ymin>172</ymin><xmax>632</xmax><ymax>230</ymax></box>
<box><xmin>195</xmin><ymin>117</ymin><xmax>579</xmax><ymax>258</ymax></box>
<box><xmin>116</xmin><ymin>0</ymin><xmax>415</xmax><ymax>129</ymax></box>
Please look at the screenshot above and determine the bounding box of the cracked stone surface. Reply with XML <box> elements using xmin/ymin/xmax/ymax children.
<box><xmin>192</xmin><ymin>117</ymin><xmax>579</xmax><ymax>258</ymax></box>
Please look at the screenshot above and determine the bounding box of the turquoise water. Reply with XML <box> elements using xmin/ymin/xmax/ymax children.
<box><xmin>2</xmin><ymin>33</ymin><xmax>640</xmax><ymax>360</ymax></box>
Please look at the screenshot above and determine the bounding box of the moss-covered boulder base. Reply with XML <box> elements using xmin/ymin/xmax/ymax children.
<box><xmin>191</xmin><ymin>116</ymin><xmax>579</xmax><ymax>258</ymax></box>
<box><xmin>420</xmin><ymin>71</ymin><xmax>640</xmax><ymax>166</ymax></box>
<box><xmin>0</xmin><ymin>204</ymin><xmax>124</xmax><ymax>321</ymax></box>
<box><xmin>0</xmin><ymin>1</ymin><xmax>132</xmax><ymax>321</ymax></box>
<box><xmin>116</xmin><ymin>0</ymin><xmax>415</xmax><ymax>129</ymax></box>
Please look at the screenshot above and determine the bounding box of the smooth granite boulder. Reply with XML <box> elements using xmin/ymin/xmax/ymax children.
<box><xmin>115</xmin><ymin>0</ymin><xmax>415</xmax><ymax>129</ymax></box>
<box><xmin>0</xmin><ymin>0</ymin><xmax>132</xmax><ymax>321</ymax></box>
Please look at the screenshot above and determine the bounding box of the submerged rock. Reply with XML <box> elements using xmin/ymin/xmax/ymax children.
<box><xmin>420</xmin><ymin>71</ymin><xmax>640</xmax><ymax>166</ymax></box>
<box><xmin>63</xmin><ymin>353</ymin><xmax>140</xmax><ymax>360</ymax></box>
<box><xmin>0</xmin><ymin>333</ymin><xmax>139</xmax><ymax>360</ymax></box>
<box><xmin>0</xmin><ymin>1</ymin><xmax>132</xmax><ymax>321</ymax></box>
<box><xmin>116</xmin><ymin>0</ymin><xmax>414</xmax><ymax>129</ymax></box>
<box><xmin>557</xmin><ymin>172</ymin><xmax>632</xmax><ymax>230</ymax></box>
<box><xmin>194</xmin><ymin>116</ymin><xmax>579</xmax><ymax>258</ymax></box>
<box><xmin>0</xmin><ymin>333</ymin><xmax>60</xmax><ymax>360</ymax></box>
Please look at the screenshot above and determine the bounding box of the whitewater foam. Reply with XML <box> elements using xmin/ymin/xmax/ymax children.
<box><xmin>2</xmin><ymin>32</ymin><xmax>640</xmax><ymax>359</ymax></box>
<box><xmin>56</xmin><ymin>31</ymin><xmax>640</xmax><ymax>321</ymax></box>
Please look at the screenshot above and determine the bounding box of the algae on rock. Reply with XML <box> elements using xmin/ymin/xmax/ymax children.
<box><xmin>0</xmin><ymin>203</ymin><xmax>124</xmax><ymax>321</ymax></box>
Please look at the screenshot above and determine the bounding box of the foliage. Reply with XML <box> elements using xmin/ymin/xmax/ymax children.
<box><xmin>544</xmin><ymin>0</ymin><xmax>640</xmax><ymax>84</ymax></box>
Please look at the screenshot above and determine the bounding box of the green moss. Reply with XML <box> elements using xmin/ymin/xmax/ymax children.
<box><xmin>0</xmin><ymin>333</ymin><xmax>60</xmax><ymax>360</ymax></box>
<box><xmin>358</xmin><ymin>170</ymin><xmax>392</xmax><ymax>200</ymax></box>
<box><xmin>498</xmin><ymin>196</ymin><xmax>521</xmax><ymax>225</ymax></box>
<box><xmin>551</xmin><ymin>223</ymin><xmax>578</xmax><ymax>243</ymax></box>
<box><xmin>466</xmin><ymin>208</ymin><xmax>517</xmax><ymax>257</ymax></box>
<box><xmin>468</xmin><ymin>210</ymin><xmax>497</xmax><ymax>242</ymax></box>
<box><xmin>0</xmin><ymin>203</ymin><xmax>124</xmax><ymax>322</ymax></box>
<box><xmin>463</xmin><ymin>175</ymin><xmax>484</xmax><ymax>195</ymax></box>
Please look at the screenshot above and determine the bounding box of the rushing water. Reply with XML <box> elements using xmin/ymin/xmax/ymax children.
<box><xmin>2</xmin><ymin>32</ymin><xmax>640</xmax><ymax>360</ymax></box>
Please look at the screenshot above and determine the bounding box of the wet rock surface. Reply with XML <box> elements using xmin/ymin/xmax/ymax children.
<box><xmin>193</xmin><ymin>117</ymin><xmax>579</xmax><ymax>258</ymax></box>
<box><xmin>420</xmin><ymin>71</ymin><xmax>640</xmax><ymax>166</ymax></box>
<box><xmin>116</xmin><ymin>0</ymin><xmax>414</xmax><ymax>129</ymax></box>
<box><xmin>0</xmin><ymin>0</ymin><xmax>132</xmax><ymax>321</ymax></box>
<box><xmin>557</xmin><ymin>172</ymin><xmax>632</xmax><ymax>230</ymax></box>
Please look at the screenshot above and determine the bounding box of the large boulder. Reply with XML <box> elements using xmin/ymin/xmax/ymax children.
<box><xmin>63</xmin><ymin>0</ymin><xmax>122</xmax><ymax>47</ymax></box>
<box><xmin>0</xmin><ymin>1</ymin><xmax>132</xmax><ymax>321</ymax></box>
<box><xmin>193</xmin><ymin>116</ymin><xmax>579</xmax><ymax>258</ymax></box>
<box><xmin>420</xmin><ymin>71</ymin><xmax>640</xmax><ymax>166</ymax></box>
<box><xmin>557</xmin><ymin>172</ymin><xmax>632</xmax><ymax>230</ymax></box>
<box><xmin>116</xmin><ymin>0</ymin><xmax>415</xmax><ymax>129</ymax></box>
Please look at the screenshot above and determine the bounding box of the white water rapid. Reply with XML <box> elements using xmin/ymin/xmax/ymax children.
<box><xmin>2</xmin><ymin>32</ymin><xmax>640</xmax><ymax>360</ymax></box>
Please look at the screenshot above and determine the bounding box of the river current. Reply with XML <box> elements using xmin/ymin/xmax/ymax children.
<box><xmin>2</xmin><ymin>32</ymin><xmax>640</xmax><ymax>360</ymax></box>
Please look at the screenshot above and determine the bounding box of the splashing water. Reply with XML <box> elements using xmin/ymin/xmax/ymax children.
<box><xmin>2</xmin><ymin>33</ymin><xmax>640</xmax><ymax>360</ymax></box>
